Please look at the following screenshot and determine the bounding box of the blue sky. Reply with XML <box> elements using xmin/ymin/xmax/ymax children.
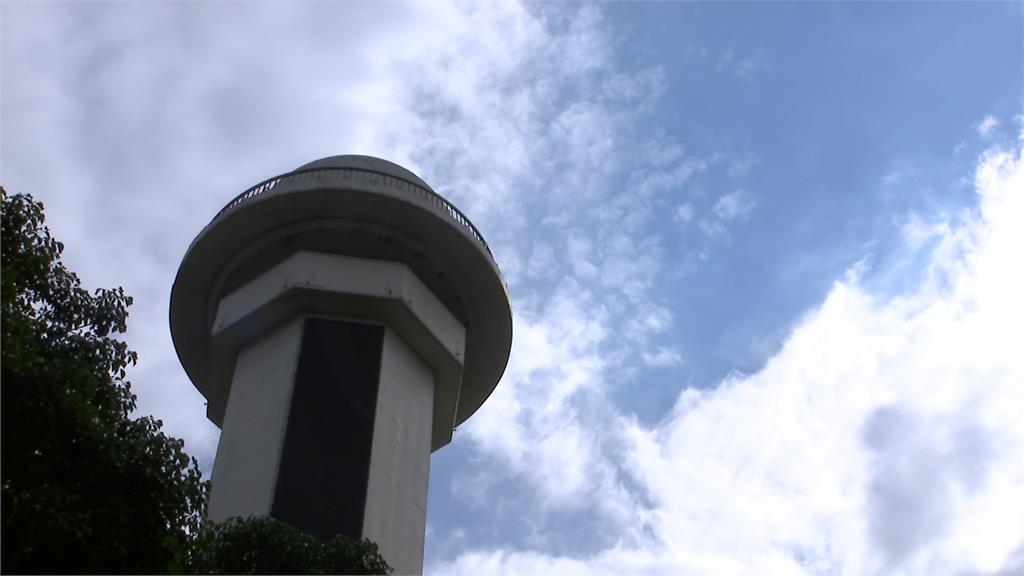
<box><xmin>3</xmin><ymin>2</ymin><xmax>1023</xmax><ymax>573</ymax></box>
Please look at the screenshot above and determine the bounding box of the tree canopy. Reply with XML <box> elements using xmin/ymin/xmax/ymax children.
<box><xmin>2</xmin><ymin>189</ymin><xmax>208</xmax><ymax>572</ymax></box>
<box><xmin>2</xmin><ymin>188</ymin><xmax>392</xmax><ymax>575</ymax></box>
<box><xmin>188</xmin><ymin>517</ymin><xmax>392</xmax><ymax>575</ymax></box>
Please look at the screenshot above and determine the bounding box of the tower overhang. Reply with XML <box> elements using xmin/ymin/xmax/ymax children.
<box><xmin>169</xmin><ymin>156</ymin><xmax>512</xmax><ymax>573</ymax></box>
<box><xmin>170</xmin><ymin>156</ymin><xmax>512</xmax><ymax>449</ymax></box>
<box><xmin>210</xmin><ymin>251</ymin><xmax>465</xmax><ymax>451</ymax></box>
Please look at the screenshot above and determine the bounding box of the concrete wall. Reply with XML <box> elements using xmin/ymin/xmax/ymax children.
<box><xmin>363</xmin><ymin>327</ymin><xmax>435</xmax><ymax>575</ymax></box>
<box><xmin>208</xmin><ymin>308</ymin><xmax>437</xmax><ymax>573</ymax></box>
<box><xmin>208</xmin><ymin>316</ymin><xmax>302</xmax><ymax>522</ymax></box>
<box><xmin>210</xmin><ymin>251</ymin><xmax>464</xmax><ymax>451</ymax></box>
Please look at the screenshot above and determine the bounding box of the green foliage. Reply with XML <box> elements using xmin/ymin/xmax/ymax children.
<box><xmin>186</xmin><ymin>516</ymin><xmax>392</xmax><ymax>575</ymax></box>
<box><xmin>1</xmin><ymin>189</ymin><xmax>393</xmax><ymax>574</ymax></box>
<box><xmin>1</xmin><ymin>189</ymin><xmax>208</xmax><ymax>573</ymax></box>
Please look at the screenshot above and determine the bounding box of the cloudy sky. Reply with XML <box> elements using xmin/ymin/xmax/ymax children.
<box><xmin>3</xmin><ymin>1</ymin><xmax>1024</xmax><ymax>573</ymax></box>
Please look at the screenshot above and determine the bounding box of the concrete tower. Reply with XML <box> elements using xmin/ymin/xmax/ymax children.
<box><xmin>169</xmin><ymin>156</ymin><xmax>512</xmax><ymax>574</ymax></box>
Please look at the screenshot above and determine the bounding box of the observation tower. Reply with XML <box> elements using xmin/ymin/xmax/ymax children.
<box><xmin>169</xmin><ymin>155</ymin><xmax>512</xmax><ymax>574</ymax></box>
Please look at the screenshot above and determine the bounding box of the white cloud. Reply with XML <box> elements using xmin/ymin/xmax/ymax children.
<box><xmin>712</xmin><ymin>190</ymin><xmax>756</xmax><ymax>220</ymax></box>
<box><xmin>735</xmin><ymin>57</ymin><xmax>757</xmax><ymax>81</ymax></box>
<box><xmin>298</xmin><ymin>4</ymin><xmax>701</xmax><ymax>530</ymax></box>
<box><xmin>727</xmin><ymin>152</ymin><xmax>761</xmax><ymax>180</ymax></box>
<box><xmin>15</xmin><ymin>4</ymin><xmax>1013</xmax><ymax>574</ymax></box>
<box><xmin>674</xmin><ymin>203</ymin><xmax>694</xmax><ymax>224</ymax></box>
<box><xmin>716</xmin><ymin>48</ymin><xmax>736</xmax><ymax>73</ymax></box>
<box><xmin>641</xmin><ymin>347</ymin><xmax>683</xmax><ymax>368</ymax></box>
<box><xmin>7</xmin><ymin>5</ymin><xmax>723</xmax><ymax>531</ymax></box>
<box><xmin>683</xmin><ymin>42</ymin><xmax>709</xmax><ymax>61</ymax></box>
<box><xmin>461</xmin><ymin>281</ymin><xmax>614</xmax><ymax>510</ymax></box>
<box><xmin>698</xmin><ymin>190</ymin><xmax>757</xmax><ymax>239</ymax></box>
<box><xmin>2</xmin><ymin>1</ymin><xmax>471</xmax><ymax>462</ymax></box>
<box><xmin>715</xmin><ymin>48</ymin><xmax>763</xmax><ymax>81</ymax></box>
<box><xmin>977</xmin><ymin>114</ymin><xmax>999</xmax><ymax>138</ymax></box>
<box><xmin>698</xmin><ymin>218</ymin><xmax>728</xmax><ymax>240</ymax></box>
<box><xmin>898</xmin><ymin>211</ymin><xmax>950</xmax><ymax>249</ymax></box>
<box><xmin>526</xmin><ymin>242</ymin><xmax>559</xmax><ymax>280</ymax></box>
<box><xmin>434</xmin><ymin>140</ymin><xmax>1024</xmax><ymax>574</ymax></box>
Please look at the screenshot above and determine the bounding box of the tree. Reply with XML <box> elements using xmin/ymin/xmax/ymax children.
<box><xmin>187</xmin><ymin>517</ymin><xmax>392</xmax><ymax>575</ymax></box>
<box><xmin>2</xmin><ymin>189</ymin><xmax>392</xmax><ymax>574</ymax></box>
<box><xmin>2</xmin><ymin>189</ymin><xmax>207</xmax><ymax>573</ymax></box>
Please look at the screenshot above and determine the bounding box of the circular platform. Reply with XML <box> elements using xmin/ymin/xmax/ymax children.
<box><xmin>170</xmin><ymin>155</ymin><xmax>512</xmax><ymax>442</ymax></box>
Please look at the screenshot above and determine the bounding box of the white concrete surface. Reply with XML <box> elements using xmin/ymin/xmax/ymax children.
<box><xmin>208</xmin><ymin>317</ymin><xmax>437</xmax><ymax>573</ymax></box>
<box><xmin>210</xmin><ymin>250</ymin><xmax>465</xmax><ymax>451</ymax></box>
<box><xmin>213</xmin><ymin>251</ymin><xmax>465</xmax><ymax>363</ymax></box>
<box><xmin>207</xmin><ymin>316</ymin><xmax>303</xmax><ymax>523</ymax></box>
<box><xmin>207</xmin><ymin>263</ymin><xmax>448</xmax><ymax>573</ymax></box>
<box><xmin>170</xmin><ymin>156</ymin><xmax>512</xmax><ymax>436</ymax></box>
<box><xmin>363</xmin><ymin>328</ymin><xmax>435</xmax><ymax>575</ymax></box>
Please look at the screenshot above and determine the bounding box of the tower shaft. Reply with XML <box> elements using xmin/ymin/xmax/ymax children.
<box><xmin>209</xmin><ymin>316</ymin><xmax>433</xmax><ymax>574</ymax></box>
<box><xmin>204</xmin><ymin>251</ymin><xmax>464</xmax><ymax>574</ymax></box>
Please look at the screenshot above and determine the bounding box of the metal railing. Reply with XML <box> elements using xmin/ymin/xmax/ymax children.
<box><xmin>214</xmin><ymin>167</ymin><xmax>491</xmax><ymax>255</ymax></box>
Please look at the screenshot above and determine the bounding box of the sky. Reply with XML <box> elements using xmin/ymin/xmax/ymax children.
<box><xmin>2</xmin><ymin>1</ymin><xmax>1023</xmax><ymax>573</ymax></box>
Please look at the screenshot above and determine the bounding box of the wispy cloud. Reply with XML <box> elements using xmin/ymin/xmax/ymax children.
<box><xmin>977</xmin><ymin>114</ymin><xmax>999</xmax><ymax>138</ymax></box>
<box><xmin>3</xmin><ymin>0</ymin><xmax>717</xmax><ymax>541</ymax></box>
<box><xmin>715</xmin><ymin>48</ymin><xmax>764</xmax><ymax>81</ymax></box>
<box><xmin>434</xmin><ymin>134</ymin><xmax>1024</xmax><ymax>575</ymax></box>
<box><xmin>712</xmin><ymin>190</ymin><xmax>756</xmax><ymax>221</ymax></box>
<box><xmin>698</xmin><ymin>190</ymin><xmax>757</xmax><ymax>239</ymax></box>
<box><xmin>674</xmin><ymin>203</ymin><xmax>694</xmax><ymax>225</ymax></box>
<box><xmin>641</xmin><ymin>347</ymin><xmax>683</xmax><ymax>368</ymax></box>
<box><xmin>9</xmin><ymin>3</ymin><xmax>1019</xmax><ymax>574</ymax></box>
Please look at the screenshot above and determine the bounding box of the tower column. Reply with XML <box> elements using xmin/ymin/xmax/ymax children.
<box><xmin>206</xmin><ymin>315</ymin><xmax>303</xmax><ymax>523</ymax></box>
<box><xmin>208</xmin><ymin>315</ymin><xmax>433</xmax><ymax>574</ymax></box>
<box><xmin>205</xmin><ymin>251</ymin><xmax>463</xmax><ymax>574</ymax></box>
<box><xmin>362</xmin><ymin>325</ymin><xmax>434</xmax><ymax>573</ymax></box>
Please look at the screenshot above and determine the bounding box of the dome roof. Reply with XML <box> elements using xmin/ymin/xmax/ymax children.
<box><xmin>293</xmin><ymin>155</ymin><xmax>433</xmax><ymax>191</ymax></box>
